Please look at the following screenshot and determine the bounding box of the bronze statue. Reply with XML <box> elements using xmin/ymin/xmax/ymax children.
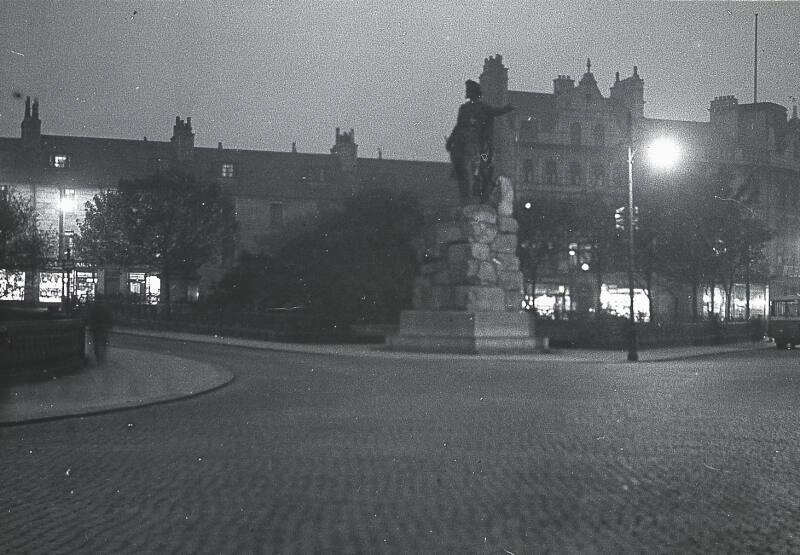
<box><xmin>446</xmin><ymin>79</ymin><xmax>514</xmax><ymax>203</ymax></box>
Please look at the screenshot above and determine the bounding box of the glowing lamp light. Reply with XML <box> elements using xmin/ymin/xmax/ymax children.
<box><xmin>524</xmin><ymin>201</ymin><xmax>532</xmax><ymax>209</ymax></box>
<box><xmin>647</xmin><ymin>137</ymin><xmax>681</xmax><ymax>169</ymax></box>
<box><xmin>60</xmin><ymin>197</ymin><xmax>76</xmax><ymax>212</ymax></box>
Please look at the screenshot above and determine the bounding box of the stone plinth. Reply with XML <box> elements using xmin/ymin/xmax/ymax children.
<box><xmin>387</xmin><ymin>184</ymin><xmax>536</xmax><ymax>353</ymax></box>
<box><xmin>386</xmin><ymin>310</ymin><xmax>537</xmax><ymax>354</ymax></box>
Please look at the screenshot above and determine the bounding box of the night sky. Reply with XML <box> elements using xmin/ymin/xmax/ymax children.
<box><xmin>1</xmin><ymin>1</ymin><xmax>798</xmax><ymax>162</ymax></box>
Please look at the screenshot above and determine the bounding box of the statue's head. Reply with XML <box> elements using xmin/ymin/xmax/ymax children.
<box><xmin>465</xmin><ymin>80</ymin><xmax>481</xmax><ymax>100</ymax></box>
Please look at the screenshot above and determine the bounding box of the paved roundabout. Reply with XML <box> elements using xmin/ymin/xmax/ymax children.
<box><xmin>1</xmin><ymin>332</ymin><xmax>796</xmax><ymax>553</ymax></box>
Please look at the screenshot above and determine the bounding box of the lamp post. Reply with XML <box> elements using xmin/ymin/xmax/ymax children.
<box><xmin>59</xmin><ymin>187</ymin><xmax>65</xmax><ymax>308</ymax></box>
<box><xmin>626</xmin><ymin>138</ymin><xmax>680</xmax><ymax>361</ymax></box>
<box><xmin>59</xmin><ymin>187</ymin><xmax>76</xmax><ymax>312</ymax></box>
<box><xmin>626</xmin><ymin>145</ymin><xmax>638</xmax><ymax>361</ymax></box>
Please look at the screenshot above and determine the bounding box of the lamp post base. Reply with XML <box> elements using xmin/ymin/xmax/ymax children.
<box><xmin>627</xmin><ymin>327</ymin><xmax>639</xmax><ymax>361</ymax></box>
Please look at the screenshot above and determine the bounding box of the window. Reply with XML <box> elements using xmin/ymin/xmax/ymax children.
<box><xmin>568</xmin><ymin>161</ymin><xmax>583</xmax><ymax>186</ymax></box>
<box><xmin>52</xmin><ymin>154</ymin><xmax>69</xmax><ymax>168</ymax></box>
<box><xmin>221</xmin><ymin>163</ymin><xmax>235</xmax><ymax>178</ymax></box>
<box><xmin>570</xmin><ymin>122</ymin><xmax>581</xmax><ymax>146</ymax></box>
<box><xmin>523</xmin><ymin>159</ymin><xmax>535</xmax><ymax>183</ymax></box>
<box><xmin>151</xmin><ymin>158</ymin><xmax>171</xmax><ymax>172</ymax></box>
<box><xmin>592</xmin><ymin>165</ymin><xmax>605</xmax><ymax>187</ymax></box>
<box><xmin>301</xmin><ymin>167</ymin><xmax>326</xmax><ymax>182</ymax></box>
<box><xmin>545</xmin><ymin>161</ymin><xmax>558</xmax><ymax>184</ymax></box>
<box><xmin>593</xmin><ymin>124</ymin><xmax>605</xmax><ymax>146</ymax></box>
<box><xmin>771</xmin><ymin>300</ymin><xmax>800</xmax><ymax>318</ymax></box>
<box><xmin>519</xmin><ymin>117</ymin><xmax>537</xmax><ymax>142</ymax></box>
<box><xmin>270</xmin><ymin>202</ymin><xmax>284</xmax><ymax>230</ymax></box>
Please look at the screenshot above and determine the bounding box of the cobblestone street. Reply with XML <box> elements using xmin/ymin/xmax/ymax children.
<box><xmin>2</xmin><ymin>335</ymin><xmax>800</xmax><ymax>553</ymax></box>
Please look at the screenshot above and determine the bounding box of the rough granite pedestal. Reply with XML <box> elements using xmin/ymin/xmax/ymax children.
<box><xmin>387</xmin><ymin>181</ymin><xmax>537</xmax><ymax>353</ymax></box>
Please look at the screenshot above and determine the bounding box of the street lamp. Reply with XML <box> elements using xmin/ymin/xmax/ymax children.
<box><xmin>59</xmin><ymin>187</ymin><xmax>76</xmax><ymax>312</ymax></box>
<box><xmin>626</xmin><ymin>138</ymin><xmax>681</xmax><ymax>361</ymax></box>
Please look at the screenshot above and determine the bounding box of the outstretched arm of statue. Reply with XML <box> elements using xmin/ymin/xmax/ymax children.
<box><xmin>489</xmin><ymin>103</ymin><xmax>515</xmax><ymax>117</ymax></box>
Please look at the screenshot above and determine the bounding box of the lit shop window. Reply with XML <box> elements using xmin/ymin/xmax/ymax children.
<box><xmin>39</xmin><ymin>272</ymin><xmax>63</xmax><ymax>303</ymax></box>
<box><xmin>0</xmin><ymin>270</ymin><xmax>25</xmax><ymax>301</ymax></box>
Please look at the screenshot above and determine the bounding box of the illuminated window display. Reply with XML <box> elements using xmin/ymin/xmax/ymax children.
<box><xmin>39</xmin><ymin>272</ymin><xmax>63</xmax><ymax>303</ymax></box>
<box><xmin>0</xmin><ymin>270</ymin><xmax>26</xmax><ymax>301</ymax></box>
<box><xmin>600</xmin><ymin>284</ymin><xmax>650</xmax><ymax>322</ymax></box>
<box><xmin>74</xmin><ymin>271</ymin><xmax>97</xmax><ymax>302</ymax></box>
<box><xmin>128</xmin><ymin>272</ymin><xmax>161</xmax><ymax>304</ymax></box>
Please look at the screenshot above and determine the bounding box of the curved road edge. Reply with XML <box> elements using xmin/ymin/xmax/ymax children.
<box><xmin>0</xmin><ymin>347</ymin><xmax>233</xmax><ymax>426</ymax></box>
<box><xmin>115</xmin><ymin>326</ymin><xmax>772</xmax><ymax>362</ymax></box>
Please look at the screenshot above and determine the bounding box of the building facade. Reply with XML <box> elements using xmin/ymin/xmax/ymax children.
<box><xmin>2</xmin><ymin>55</ymin><xmax>798</xmax><ymax>320</ymax></box>
<box><xmin>479</xmin><ymin>54</ymin><xmax>800</xmax><ymax>320</ymax></box>
<box><xmin>0</xmin><ymin>98</ymin><xmax>456</xmax><ymax>305</ymax></box>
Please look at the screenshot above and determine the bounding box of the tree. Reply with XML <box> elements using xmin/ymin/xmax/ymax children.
<box><xmin>0</xmin><ymin>187</ymin><xmax>53</xmax><ymax>298</ymax></box>
<box><xmin>277</xmin><ymin>189</ymin><xmax>423</xmax><ymax>326</ymax></box>
<box><xmin>631</xmin><ymin>199</ymin><xmax>665</xmax><ymax>321</ymax></box>
<box><xmin>212</xmin><ymin>251</ymin><xmax>306</xmax><ymax>310</ymax></box>
<box><xmin>76</xmin><ymin>171</ymin><xmax>237</xmax><ymax>310</ymax></box>
<box><xmin>648</xmin><ymin>165</ymin><xmax>773</xmax><ymax>322</ymax></box>
<box><xmin>709</xmin><ymin>207</ymin><xmax>772</xmax><ymax>321</ymax></box>
<box><xmin>574</xmin><ymin>191</ymin><xmax>624</xmax><ymax>315</ymax></box>
<box><xmin>516</xmin><ymin>197</ymin><xmax>573</xmax><ymax>302</ymax></box>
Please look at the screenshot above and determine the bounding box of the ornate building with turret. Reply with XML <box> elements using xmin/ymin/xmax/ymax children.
<box><xmin>479</xmin><ymin>54</ymin><xmax>800</xmax><ymax>320</ymax></box>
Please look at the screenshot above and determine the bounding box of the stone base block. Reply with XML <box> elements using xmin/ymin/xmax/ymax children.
<box><xmin>453</xmin><ymin>286</ymin><xmax>506</xmax><ymax>311</ymax></box>
<box><xmin>386</xmin><ymin>310</ymin><xmax>537</xmax><ymax>354</ymax></box>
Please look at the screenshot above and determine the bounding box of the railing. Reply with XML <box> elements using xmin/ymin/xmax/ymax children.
<box><xmin>535</xmin><ymin>317</ymin><xmax>763</xmax><ymax>349</ymax></box>
<box><xmin>110</xmin><ymin>302</ymin><xmax>373</xmax><ymax>343</ymax></box>
<box><xmin>1</xmin><ymin>318</ymin><xmax>86</xmax><ymax>382</ymax></box>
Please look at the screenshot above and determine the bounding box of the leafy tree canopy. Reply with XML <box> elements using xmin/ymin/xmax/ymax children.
<box><xmin>0</xmin><ymin>186</ymin><xmax>53</xmax><ymax>271</ymax></box>
<box><xmin>276</xmin><ymin>188</ymin><xmax>423</xmax><ymax>325</ymax></box>
<box><xmin>76</xmin><ymin>171</ymin><xmax>237</xmax><ymax>305</ymax></box>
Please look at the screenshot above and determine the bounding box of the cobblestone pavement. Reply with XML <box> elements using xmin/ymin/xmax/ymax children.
<box><xmin>2</xmin><ymin>334</ymin><xmax>799</xmax><ymax>553</ymax></box>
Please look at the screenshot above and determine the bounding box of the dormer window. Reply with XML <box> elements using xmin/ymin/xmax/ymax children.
<box><xmin>221</xmin><ymin>163</ymin><xmax>235</xmax><ymax>178</ymax></box>
<box><xmin>52</xmin><ymin>154</ymin><xmax>70</xmax><ymax>168</ymax></box>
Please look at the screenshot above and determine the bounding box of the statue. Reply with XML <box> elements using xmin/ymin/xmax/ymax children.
<box><xmin>446</xmin><ymin>79</ymin><xmax>514</xmax><ymax>204</ymax></box>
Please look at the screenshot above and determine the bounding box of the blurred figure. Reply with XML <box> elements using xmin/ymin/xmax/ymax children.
<box><xmin>87</xmin><ymin>295</ymin><xmax>113</xmax><ymax>363</ymax></box>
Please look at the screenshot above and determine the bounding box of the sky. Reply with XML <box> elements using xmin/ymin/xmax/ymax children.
<box><xmin>1</xmin><ymin>1</ymin><xmax>798</xmax><ymax>162</ymax></box>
